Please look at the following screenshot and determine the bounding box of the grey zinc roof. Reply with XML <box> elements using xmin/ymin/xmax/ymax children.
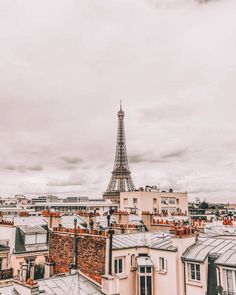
<box><xmin>19</xmin><ymin>225</ymin><xmax>47</xmax><ymax>234</ymax></box>
<box><xmin>61</xmin><ymin>215</ymin><xmax>88</xmax><ymax>229</ymax></box>
<box><xmin>37</xmin><ymin>273</ymin><xmax>103</xmax><ymax>295</ymax></box>
<box><xmin>0</xmin><ymin>273</ymin><xmax>103</xmax><ymax>295</ymax></box>
<box><xmin>182</xmin><ymin>226</ymin><xmax>236</xmax><ymax>266</ymax></box>
<box><xmin>0</xmin><ymin>285</ymin><xmax>18</xmax><ymax>295</ymax></box>
<box><xmin>112</xmin><ymin>232</ymin><xmax>176</xmax><ymax>251</ymax></box>
<box><xmin>14</xmin><ymin>216</ymin><xmax>48</xmax><ymax>226</ymax></box>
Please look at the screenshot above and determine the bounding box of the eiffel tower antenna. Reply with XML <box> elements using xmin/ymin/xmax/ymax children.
<box><xmin>103</xmin><ymin>103</ymin><xmax>135</xmax><ymax>201</ymax></box>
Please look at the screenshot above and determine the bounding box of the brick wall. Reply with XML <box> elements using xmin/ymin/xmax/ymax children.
<box><xmin>49</xmin><ymin>232</ymin><xmax>107</xmax><ymax>278</ymax></box>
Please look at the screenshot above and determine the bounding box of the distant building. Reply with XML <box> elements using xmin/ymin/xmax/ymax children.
<box><xmin>63</xmin><ymin>196</ymin><xmax>89</xmax><ymax>203</ymax></box>
<box><xmin>120</xmin><ymin>188</ymin><xmax>188</xmax><ymax>216</ymax></box>
<box><xmin>31</xmin><ymin>195</ymin><xmax>59</xmax><ymax>204</ymax></box>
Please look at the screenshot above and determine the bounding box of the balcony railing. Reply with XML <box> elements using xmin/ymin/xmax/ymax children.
<box><xmin>0</xmin><ymin>268</ymin><xmax>13</xmax><ymax>280</ymax></box>
<box><xmin>223</xmin><ymin>292</ymin><xmax>236</xmax><ymax>295</ymax></box>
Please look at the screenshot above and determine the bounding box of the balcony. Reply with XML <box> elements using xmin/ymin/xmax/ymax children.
<box><xmin>223</xmin><ymin>292</ymin><xmax>236</xmax><ymax>295</ymax></box>
<box><xmin>0</xmin><ymin>268</ymin><xmax>13</xmax><ymax>280</ymax></box>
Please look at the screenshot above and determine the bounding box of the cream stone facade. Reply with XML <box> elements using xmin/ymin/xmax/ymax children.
<box><xmin>102</xmin><ymin>232</ymin><xmax>195</xmax><ymax>295</ymax></box>
<box><xmin>120</xmin><ymin>190</ymin><xmax>188</xmax><ymax>216</ymax></box>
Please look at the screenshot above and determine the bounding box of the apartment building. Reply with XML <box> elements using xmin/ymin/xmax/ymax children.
<box><xmin>102</xmin><ymin>232</ymin><xmax>195</xmax><ymax>295</ymax></box>
<box><xmin>182</xmin><ymin>225</ymin><xmax>236</xmax><ymax>295</ymax></box>
<box><xmin>120</xmin><ymin>189</ymin><xmax>188</xmax><ymax>216</ymax></box>
<box><xmin>0</xmin><ymin>216</ymin><xmax>49</xmax><ymax>279</ymax></box>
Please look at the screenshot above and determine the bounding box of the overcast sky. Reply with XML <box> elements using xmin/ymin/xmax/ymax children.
<box><xmin>0</xmin><ymin>0</ymin><xmax>236</xmax><ymax>201</ymax></box>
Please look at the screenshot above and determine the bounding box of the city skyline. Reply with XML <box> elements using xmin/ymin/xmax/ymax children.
<box><xmin>0</xmin><ymin>0</ymin><xmax>236</xmax><ymax>201</ymax></box>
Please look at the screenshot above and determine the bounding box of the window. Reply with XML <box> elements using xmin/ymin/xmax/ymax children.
<box><xmin>161</xmin><ymin>198</ymin><xmax>168</xmax><ymax>205</ymax></box>
<box><xmin>133</xmin><ymin>198</ymin><xmax>137</xmax><ymax>205</ymax></box>
<box><xmin>0</xmin><ymin>258</ymin><xmax>2</xmax><ymax>270</ymax></box>
<box><xmin>158</xmin><ymin>257</ymin><xmax>167</xmax><ymax>273</ymax></box>
<box><xmin>169</xmin><ymin>198</ymin><xmax>175</xmax><ymax>205</ymax></box>
<box><xmin>138</xmin><ymin>266</ymin><xmax>152</xmax><ymax>295</ymax></box>
<box><xmin>25</xmin><ymin>233</ymin><xmax>47</xmax><ymax>245</ymax></box>
<box><xmin>224</xmin><ymin>269</ymin><xmax>236</xmax><ymax>293</ymax></box>
<box><xmin>114</xmin><ymin>257</ymin><xmax>124</xmax><ymax>274</ymax></box>
<box><xmin>188</xmin><ymin>263</ymin><xmax>201</xmax><ymax>282</ymax></box>
<box><xmin>153</xmin><ymin>198</ymin><xmax>157</xmax><ymax>205</ymax></box>
<box><xmin>124</xmin><ymin>198</ymin><xmax>128</xmax><ymax>205</ymax></box>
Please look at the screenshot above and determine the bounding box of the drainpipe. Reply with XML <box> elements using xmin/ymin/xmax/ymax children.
<box><xmin>73</xmin><ymin>218</ymin><xmax>78</xmax><ymax>270</ymax></box>
<box><xmin>216</xmin><ymin>266</ymin><xmax>222</xmax><ymax>294</ymax></box>
<box><xmin>108</xmin><ymin>229</ymin><xmax>114</xmax><ymax>275</ymax></box>
<box><xmin>107</xmin><ymin>214</ymin><xmax>111</xmax><ymax>228</ymax></box>
<box><xmin>183</xmin><ymin>260</ymin><xmax>187</xmax><ymax>295</ymax></box>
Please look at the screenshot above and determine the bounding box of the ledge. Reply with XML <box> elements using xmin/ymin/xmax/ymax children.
<box><xmin>187</xmin><ymin>281</ymin><xmax>203</xmax><ymax>288</ymax></box>
<box><xmin>157</xmin><ymin>270</ymin><xmax>167</xmax><ymax>275</ymax></box>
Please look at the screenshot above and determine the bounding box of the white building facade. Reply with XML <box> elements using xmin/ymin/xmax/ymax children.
<box><xmin>120</xmin><ymin>190</ymin><xmax>188</xmax><ymax>216</ymax></box>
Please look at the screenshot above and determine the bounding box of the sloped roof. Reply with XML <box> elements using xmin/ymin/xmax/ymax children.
<box><xmin>61</xmin><ymin>215</ymin><xmax>87</xmax><ymax>229</ymax></box>
<box><xmin>0</xmin><ymin>273</ymin><xmax>103</xmax><ymax>295</ymax></box>
<box><xmin>112</xmin><ymin>232</ymin><xmax>176</xmax><ymax>251</ymax></box>
<box><xmin>37</xmin><ymin>273</ymin><xmax>103</xmax><ymax>295</ymax></box>
<box><xmin>14</xmin><ymin>216</ymin><xmax>48</xmax><ymax>226</ymax></box>
<box><xmin>19</xmin><ymin>225</ymin><xmax>47</xmax><ymax>234</ymax></box>
<box><xmin>182</xmin><ymin>226</ymin><xmax>236</xmax><ymax>266</ymax></box>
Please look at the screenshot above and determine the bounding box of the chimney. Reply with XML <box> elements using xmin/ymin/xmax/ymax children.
<box><xmin>42</xmin><ymin>210</ymin><xmax>61</xmax><ymax>229</ymax></box>
<box><xmin>14</xmin><ymin>264</ymin><xmax>39</xmax><ymax>295</ymax></box>
<box><xmin>13</xmin><ymin>280</ymin><xmax>40</xmax><ymax>295</ymax></box>
<box><xmin>21</xmin><ymin>262</ymin><xmax>28</xmax><ymax>282</ymax></box>
<box><xmin>113</xmin><ymin>211</ymin><xmax>128</xmax><ymax>225</ymax></box>
<box><xmin>44</xmin><ymin>260</ymin><xmax>55</xmax><ymax>278</ymax></box>
<box><xmin>141</xmin><ymin>211</ymin><xmax>153</xmax><ymax>231</ymax></box>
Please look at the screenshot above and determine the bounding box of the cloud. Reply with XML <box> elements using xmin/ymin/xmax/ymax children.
<box><xmin>27</xmin><ymin>165</ymin><xmax>44</xmax><ymax>171</ymax></box>
<box><xmin>60</xmin><ymin>156</ymin><xmax>83</xmax><ymax>165</ymax></box>
<box><xmin>47</xmin><ymin>173</ymin><xmax>86</xmax><ymax>187</ymax></box>
<box><xmin>162</xmin><ymin>149</ymin><xmax>188</xmax><ymax>160</ymax></box>
<box><xmin>129</xmin><ymin>148</ymin><xmax>188</xmax><ymax>163</ymax></box>
<box><xmin>4</xmin><ymin>164</ymin><xmax>43</xmax><ymax>172</ymax></box>
<box><xmin>0</xmin><ymin>0</ymin><xmax>235</xmax><ymax>201</ymax></box>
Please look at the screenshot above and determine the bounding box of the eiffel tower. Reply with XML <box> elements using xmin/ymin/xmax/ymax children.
<box><xmin>103</xmin><ymin>102</ymin><xmax>135</xmax><ymax>201</ymax></box>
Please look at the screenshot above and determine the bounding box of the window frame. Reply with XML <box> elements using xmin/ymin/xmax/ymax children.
<box><xmin>114</xmin><ymin>257</ymin><xmax>124</xmax><ymax>275</ymax></box>
<box><xmin>158</xmin><ymin>257</ymin><xmax>167</xmax><ymax>273</ymax></box>
<box><xmin>133</xmin><ymin>198</ymin><xmax>138</xmax><ymax>205</ymax></box>
<box><xmin>223</xmin><ymin>268</ymin><xmax>236</xmax><ymax>293</ymax></box>
<box><xmin>187</xmin><ymin>262</ymin><xmax>201</xmax><ymax>282</ymax></box>
<box><xmin>138</xmin><ymin>265</ymin><xmax>153</xmax><ymax>295</ymax></box>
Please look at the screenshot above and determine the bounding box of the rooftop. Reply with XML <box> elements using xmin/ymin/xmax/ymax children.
<box><xmin>182</xmin><ymin>226</ymin><xmax>236</xmax><ymax>266</ymax></box>
<box><xmin>112</xmin><ymin>232</ymin><xmax>176</xmax><ymax>251</ymax></box>
<box><xmin>0</xmin><ymin>273</ymin><xmax>103</xmax><ymax>295</ymax></box>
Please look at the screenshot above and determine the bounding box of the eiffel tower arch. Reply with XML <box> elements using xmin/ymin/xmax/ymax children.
<box><xmin>103</xmin><ymin>103</ymin><xmax>135</xmax><ymax>203</ymax></box>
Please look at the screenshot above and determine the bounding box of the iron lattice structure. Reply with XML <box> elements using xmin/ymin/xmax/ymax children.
<box><xmin>104</xmin><ymin>103</ymin><xmax>135</xmax><ymax>196</ymax></box>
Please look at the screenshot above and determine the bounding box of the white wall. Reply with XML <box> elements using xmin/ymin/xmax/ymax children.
<box><xmin>0</xmin><ymin>225</ymin><xmax>16</xmax><ymax>254</ymax></box>
<box><xmin>120</xmin><ymin>191</ymin><xmax>188</xmax><ymax>215</ymax></box>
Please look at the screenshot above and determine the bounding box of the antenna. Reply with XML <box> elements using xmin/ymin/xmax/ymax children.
<box><xmin>120</xmin><ymin>100</ymin><xmax>122</xmax><ymax>111</ymax></box>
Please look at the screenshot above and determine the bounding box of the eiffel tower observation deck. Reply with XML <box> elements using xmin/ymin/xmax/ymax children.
<box><xmin>103</xmin><ymin>102</ymin><xmax>135</xmax><ymax>201</ymax></box>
